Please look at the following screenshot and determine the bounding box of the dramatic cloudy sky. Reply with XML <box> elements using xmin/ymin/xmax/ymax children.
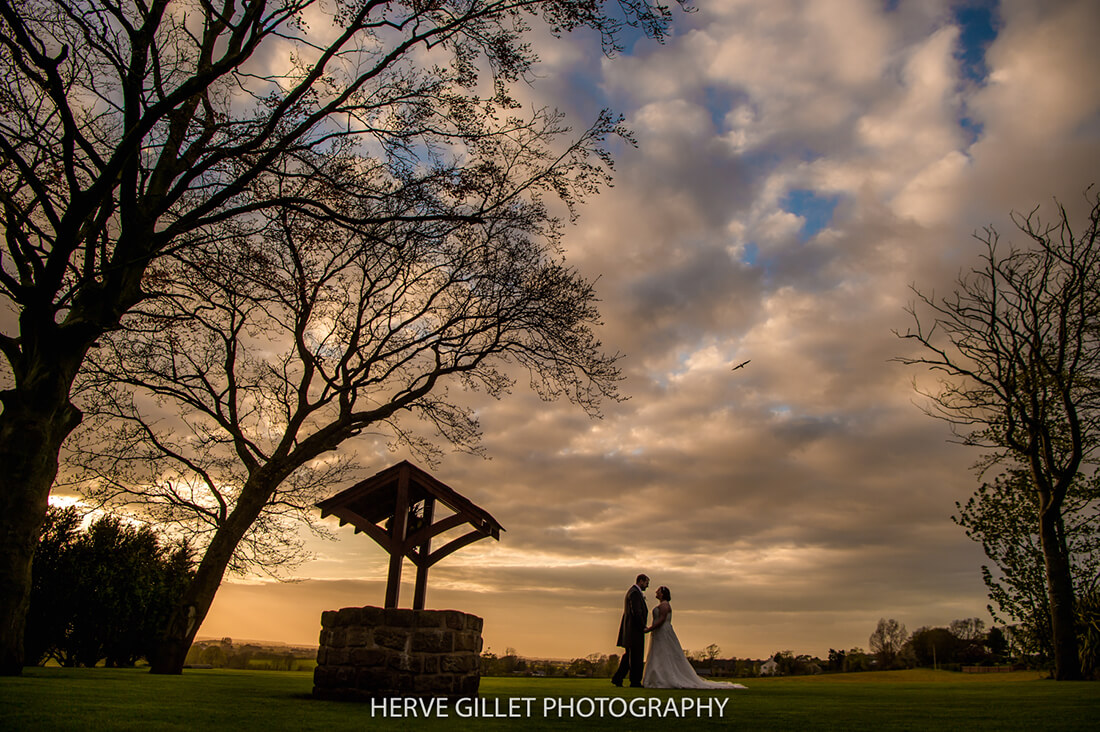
<box><xmin>153</xmin><ymin>0</ymin><xmax>1100</xmax><ymax>659</ymax></box>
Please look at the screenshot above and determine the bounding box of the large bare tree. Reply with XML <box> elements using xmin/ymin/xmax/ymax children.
<box><xmin>70</xmin><ymin>116</ymin><xmax>623</xmax><ymax>673</ymax></box>
<box><xmin>0</xmin><ymin>0</ymin><xmax>683</xmax><ymax>674</ymax></box>
<box><xmin>897</xmin><ymin>191</ymin><xmax>1100</xmax><ymax>680</ymax></box>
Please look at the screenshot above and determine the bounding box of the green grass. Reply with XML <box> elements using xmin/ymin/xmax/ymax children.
<box><xmin>1</xmin><ymin>668</ymin><xmax>1097</xmax><ymax>730</ymax></box>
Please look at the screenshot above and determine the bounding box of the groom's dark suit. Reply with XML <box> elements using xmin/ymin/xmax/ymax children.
<box><xmin>612</xmin><ymin>583</ymin><xmax>647</xmax><ymax>686</ymax></box>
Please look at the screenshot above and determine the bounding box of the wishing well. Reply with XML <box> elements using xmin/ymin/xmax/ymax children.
<box><xmin>312</xmin><ymin>461</ymin><xmax>504</xmax><ymax>700</ymax></box>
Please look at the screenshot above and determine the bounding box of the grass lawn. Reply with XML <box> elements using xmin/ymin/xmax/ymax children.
<box><xmin>2</xmin><ymin>667</ymin><xmax>1098</xmax><ymax>731</ymax></box>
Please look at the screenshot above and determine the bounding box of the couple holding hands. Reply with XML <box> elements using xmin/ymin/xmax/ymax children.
<box><xmin>613</xmin><ymin>574</ymin><xmax>747</xmax><ymax>690</ymax></box>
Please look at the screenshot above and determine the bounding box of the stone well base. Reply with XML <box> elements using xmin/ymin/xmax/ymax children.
<box><xmin>312</xmin><ymin>606</ymin><xmax>483</xmax><ymax>701</ymax></box>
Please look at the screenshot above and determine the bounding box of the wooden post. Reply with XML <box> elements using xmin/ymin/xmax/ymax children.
<box><xmin>412</xmin><ymin>497</ymin><xmax>435</xmax><ymax>610</ymax></box>
<box><xmin>384</xmin><ymin>465</ymin><xmax>410</xmax><ymax>608</ymax></box>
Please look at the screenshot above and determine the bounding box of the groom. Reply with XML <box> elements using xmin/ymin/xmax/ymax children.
<box><xmin>612</xmin><ymin>573</ymin><xmax>649</xmax><ymax>687</ymax></box>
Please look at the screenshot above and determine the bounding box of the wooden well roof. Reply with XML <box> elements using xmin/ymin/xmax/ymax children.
<box><xmin>316</xmin><ymin>461</ymin><xmax>504</xmax><ymax>609</ymax></box>
<box><xmin>316</xmin><ymin>460</ymin><xmax>503</xmax><ymax>540</ymax></box>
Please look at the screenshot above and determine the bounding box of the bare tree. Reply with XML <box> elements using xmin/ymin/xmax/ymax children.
<box><xmin>869</xmin><ymin>618</ymin><xmax>907</xmax><ymax>669</ymax></box>
<box><xmin>69</xmin><ymin>116</ymin><xmax>623</xmax><ymax>672</ymax></box>
<box><xmin>896</xmin><ymin>191</ymin><xmax>1100</xmax><ymax>680</ymax></box>
<box><xmin>0</xmin><ymin>0</ymin><xmax>685</xmax><ymax>674</ymax></box>
<box><xmin>947</xmin><ymin>617</ymin><xmax>985</xmax><ymax>644</ymax></box>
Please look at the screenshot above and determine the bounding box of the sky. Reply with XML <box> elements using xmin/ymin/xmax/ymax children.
<box><xmin>55</xmin><ymin>0</ymin><xmax>1100</xmax><ymax>661</ymax></box>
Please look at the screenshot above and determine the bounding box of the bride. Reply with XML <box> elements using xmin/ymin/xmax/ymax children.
<box><xmin>642</xmin><ymin>586</ymin><xmax>747</xmax><ymax>690</ymax></box>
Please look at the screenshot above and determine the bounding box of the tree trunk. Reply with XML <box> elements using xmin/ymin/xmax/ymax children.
<box><xmin>0</xmin><ymin>389</ymin><xmax>83</xmax><ymax>675</ymax></box>
<box><xmin>1038</xmin><ymin>502</ymin><xmax>1083</xmax><ymax>680</ymax></box>
<box><xmin>149</xmin><ymin>479</ymin><xmax>278</xmax><ymax>674</ymax></box>
<box><xmin>149</xmin><ymin>533</ymin><xmax>238</xmax><ymax>674</ymax></box>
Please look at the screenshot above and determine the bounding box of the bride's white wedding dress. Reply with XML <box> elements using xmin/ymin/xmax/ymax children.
<box><xmin>642</xmin><ymin>606</ymin><xmax>747</xmax><ymax>690</ymax></box>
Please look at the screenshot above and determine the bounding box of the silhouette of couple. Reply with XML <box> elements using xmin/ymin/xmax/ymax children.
<box><xmin>612</xmin><ymin>573</ymin><xmax>746</xmax><ymax>690</ymax></box>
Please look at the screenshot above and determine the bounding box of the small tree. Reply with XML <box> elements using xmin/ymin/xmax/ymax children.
<box><xmin>907</xmin><ymin>626</ymin><xmax>963</xmax><ymax>668</ymax></box>
<box><xmin>869</xmin><ymin>618</ymin><xmax>908</xmax><ymax>669</ymax></box>
<box><xmin>986</xmin><ymin>626</ymin><xmax>1009</xmax><ymax>659</ymax></box>
<box><xmin>604</xmin><ymin>653</ymin><xmax>620</xmax><ymax>677</ymax></box>
<box><xmin>772</xmin><ymin>650</ymin><xmax>795</xmax><ymax>675</ymax></box>
<box><xmin>949</xmin><ymin>617</ymin><xmax>986</xmax><ymax>643</ymax></box>
<box><xmin>843</xmin><ymin>647</ymin><xmax>872</xmax><ymax>673</ymax></box>
<box><xmin>198</xmin><ymin>645</ymin><xmax>227</xmax><ymax>669</ymax></box>
<box><xmin>896</xmin><ymin>191</ymin><xmax>1100</xmax><ymax>680</ymax></box>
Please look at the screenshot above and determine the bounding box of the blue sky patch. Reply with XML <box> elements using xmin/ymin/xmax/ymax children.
<box><xmin>959</xmin><ymin>115</ymin><xmax>984</xmax><ymax>146</ymax></box>
<box><xmin>953</xmin><ymin>1</ymin><xmax>999</xmax><ymax>85</ymax></box>
<box><xmin>783</xmin><ymin>189</ymin><xmax>840</xmax><ymax>241</ymax></box>
<box><xmin>740</xmin><ymin>241</ymin><xmax>758</xmax><ymax>266</ymax></box>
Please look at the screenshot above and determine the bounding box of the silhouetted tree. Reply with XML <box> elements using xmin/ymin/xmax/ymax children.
<box><xmin>907</xmin><ymin>626</ymin><xmax>964</xmax><ymax>668</ymax></box>
<box><xmin>605</xmin><ymin>653</ymin><xmax>620</xmax><ymax>677</ymax></box>
<box><xmin>566</xmin><ymin>656</ymin><xmax>596</xmax><ymax>676</ymax></box>
<box><xmin>949</xmin><ymin>617</ymin><xmax>986</xmax><ymax>643</ymax></box>
<box><xmin>0</xmin><ymin>0</ymin><xmax>686</xmax><ymax>674</ymax></box>
<box><xmin>986</xmin><ymin>626</ymin><xmax>1009</xmax><ymax>659</ymax></box>
<box><xmin>22</xmin><ymin>507</ymin><xmax>81</xmax><ymax>665</ymax></box>
<box><xmin>767</xmin><ymin>650</ymin><xmax>822</xmax><ymax>676</ymax></box>
<box><xmin>949</xmin><ymin>617</ymin><xmax>991</xmax><ymax>663</ymax></box>
<box><xmin>843</xmin><ymin>647</ymin><xmax>872</xmax><ymax>673</ymax></box>
<box><xmin>869</xmin><ymin>618</ymin><xmax>908</xmax><ymax>669</ymax></box>
<box><xmin>896</xmin><ymin>191</ymin><xmax>1100</xmax><ymax>680</ymax></box>
<box><xmin>955</xmin><ymin>469</ymin><xmax>1100</xmax><ymax>663</ymax></box>
<box><xmin>23</xmin><ymin>507</ymin><xmax>192</xmax><ymax>667</ymax></box>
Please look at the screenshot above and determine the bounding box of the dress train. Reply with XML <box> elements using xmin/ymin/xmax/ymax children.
<box><xmin>642</xmin><ymin>608</ymin><xmax>747</xmax><ymax>690</ymax></box>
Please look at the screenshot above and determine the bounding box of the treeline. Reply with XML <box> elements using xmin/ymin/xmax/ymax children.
<box><xmin>753</xmin><ymin>614</ymin><xmax>1098</xmax><ymax>678</ymax></box>
<box><xmin>480</xmin><ymin>649</ymin><xmax>771</xmax><ymax>679</ymax></box>
<box><xmin>481</xmin><ymin>614</ymin><xmax>1074</xmax><ymax>680</ymax></box>
<box><xmin>478</xmin><ymin>649</ymin><xmax>769</xmax><ymax>679</ymax></box>
<box><xmin>860</xmin><ymin>616</ymin><xmax>1050</xmax><ymax>674</ymax></box>
<box><xmin>480</xmin><ymin>650</ymin><xmax>622</xmax><ymax>678</ymax></box>
<box><xmin>184</xmin><ymin>639</ymin><xmax>316</xmax><ymax>672</ymax></box>
<box><xmin>762</xmin><ymin>618</ymin><xmax>1025</xmax><ymax>677</ymax></box>
<box><xmin>24</xmin><ymin>507</ymin><xmax>192</xmax><ymax>667</ymax></box>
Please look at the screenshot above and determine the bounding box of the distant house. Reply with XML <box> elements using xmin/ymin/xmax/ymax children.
<box><xmin>760</xmin><ymin>659</ymin><xmax>779</xmax><ymax>676</ymax></box>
